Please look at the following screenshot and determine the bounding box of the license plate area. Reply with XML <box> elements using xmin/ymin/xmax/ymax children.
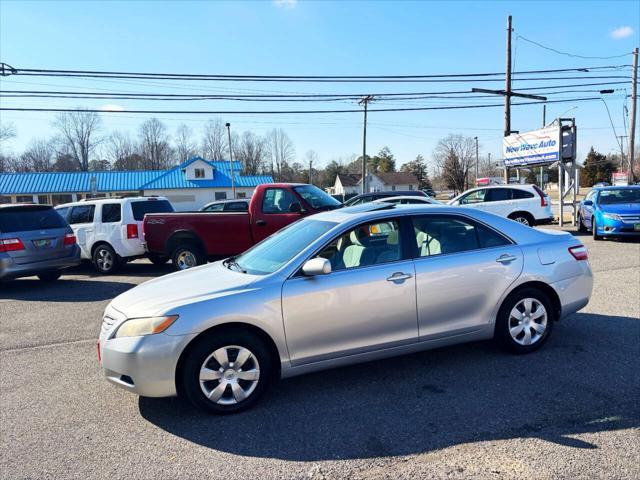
<box><xmin>634</xmin><ymin>224</ymin><xmax>640</xmax><ymax>232</ymax></box>
<box><xmin>33</xmin><ymin>238</ymin><xmax>53</xmax><ymax>249</ymax></box>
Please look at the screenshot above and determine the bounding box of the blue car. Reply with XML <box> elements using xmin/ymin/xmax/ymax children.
<box><xmin>577</xmin><ymin>185</ymin><xmax>640</xmax><ymax>240</ymax></box>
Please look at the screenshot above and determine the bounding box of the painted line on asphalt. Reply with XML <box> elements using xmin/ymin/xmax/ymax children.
<box><xmin>0</xmin><ymin>338</ymin><xmax>96</xmax><ymax>354</ymax></box>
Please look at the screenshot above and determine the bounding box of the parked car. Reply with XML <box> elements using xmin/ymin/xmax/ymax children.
<box><xmin>0</xmin><ymin>204</ymin><xmax>80</xmax><ymax>282</ymax></box>
<box><xmin>373</xmin><ymin>195</ymin><xmax>441</xmax><ymax>205</ymax></box>
<box><xmin>200</xmin><ymin>199</ymin><xmax>249</xmax><ymax>212</ymax></box>
<box><xmin>143</xmin><ymin>183</ymin><xmax>342</xmax><ymax>271</ymax></box>
<box><xmin>592</xmin><ymin>182</ymin><xmax>610</xmax><ymax>188</ymax></box>
<box><xmin>577</xmin><ymin>185</ymin><xmax>640</xmax><ymax>240</ymax></box>
<box><xmin>99</xmin><ymin>203</ymin><xmax>593</xmax><ymax>414</ymax></box>
<box><xmin>56</xmin><ymin>196</ymin><xmax>174</xmax><ymax>274</ymax></box>
<box><xmin>448</xmin><ymin>184</ymin><xmax>553</xmax><ymax>226</ymax></box>
<box><xmin>344</xmin><ymin>190</ymin><xmax>428</xmax><ymax>206</ymax></box>
<box><xmin>421</xmin><ymin>187</ymin><xmax>436</xmax><ymax>197</ymax></box>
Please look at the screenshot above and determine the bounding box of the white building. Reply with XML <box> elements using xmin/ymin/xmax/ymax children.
<box><xmin>329</xmin><ymin>172</ymin><xmax>420</xmax><ymax>196</ymax></box>
<box><xmin>0</xmin><ymin>157</ymin><xmax>274</xmax><ymax>211</ymax></box>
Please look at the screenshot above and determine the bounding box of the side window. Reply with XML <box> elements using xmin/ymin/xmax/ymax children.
<box><xmin>204</xmin><ymin>203</ymin><xmax>224</xmax><ymax>212</ymax></box>
<box><xmin>55</xmin><ymin>207</ymin><xmax>70</xmax><ymax>220</ymax></box>
<box><xmin>412</xmin><ymin>216</ymin><xmax>484</xmax><ymax>257</ymax></box>
<box><xmin>68</xmin><ymin>205</ymin><xmax>95</xmax><ymax>225</ymax></box>
<box><xmin>486</xmin><ymin>188</ymin><xmax>511</xmax><ymax>202</ymax></box>
<box><xmin>224</xmin><ymin>201</ymin><xmax>248</xmax><ymax>212</ymax></box>
<box><xmin>511</xmin><ymin>189</ymin><xmax>534</xmax><ymax>200</ymax></box>
<box><xmin>459</xmin><ymin>189</ymin><xmax>486</xmax><ymax>204</ymax></box>
<box><xmin>476</xmin><ymin>224</ymin><xmax>511</xmax><ymax>248</ymax></box>
<box><xmin>262</xmin><ymin>188</ymin><xmax>299</xmax><ymax>214</ymax></box>
<box><xmin>313</xmin><ymin>219</ymin><xmax>402</xmax><ymax>271</ymax></box>
<box><xmin>101</xmin><ymin>203</ymin><xmax>121</xmax><ymax>223</ymax></box>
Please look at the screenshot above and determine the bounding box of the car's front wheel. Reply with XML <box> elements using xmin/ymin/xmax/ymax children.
<box><xmin>495</xmin><ymin>287</ymin><xmax>554</xmax><ymax>354</ymax></box>
<box><xmin>181</xmin><ymin>330</ymin><xmax>275</xmax><ymax>414</ymax></box>
<box><xmin>577</xmin><ymin>214</ymin><xmax>587</xmax><ymax>233</ymax></box>
<box><xmin>592</xmin><ymin>218</ymin><xmax>602</xmax><ymax>240</ymax></box>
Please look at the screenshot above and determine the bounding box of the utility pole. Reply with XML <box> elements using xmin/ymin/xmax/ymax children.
<box><xmin>358</xmin><ymin>95</ymin><xmax>374</xmax><ymax>194</ymax></box>
<box><xmin>629</xmin><ymin>47</ymin><xmax>638</xmax><ymax>183</ymax></box>
<box><xmin>474</xmin><ymin>136</ymin><xmax>479</xmax><ymax>185</ymax></box>
<box><xmin>225</xmin><ymin>122</ymin><xmax>235</xmax><ymax>199</ymax></box>
<box><xmin>541</xmin><ymin>104</ymin><xmax>546</xmax><ymax>188</ymax></box>
<box><xmin>308</xmin><ymin>159</ymin><xmax>313</xmax><ymax>186</ymax></box>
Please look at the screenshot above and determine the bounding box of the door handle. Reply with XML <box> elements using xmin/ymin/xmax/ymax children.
<box><xmin>256</xmin><ymin>220</ymin><xmax>267</xmax><ymax>227</ymax></box>
<box><xmin>496</xmin><ymin>254</ymin><xmax>517</xmax><ymax>263</ymax></box>
<box><xmin>386</xmin><ymin>272</ymin><xmax>412</xmax><ymax>282</ymax></box>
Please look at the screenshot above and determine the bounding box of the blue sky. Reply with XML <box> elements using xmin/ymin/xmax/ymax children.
<box><xmin>0</xmin><ymin>0</ymin><xmax>638</xmax><ymax>170</ymax></box>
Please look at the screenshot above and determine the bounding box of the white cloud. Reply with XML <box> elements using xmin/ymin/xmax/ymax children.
<box><xmin>100</xmin><ymin>104</ymin><xmax>125</xmax><ymax>112</ymax></box>
<box><xmin>273</xmin><ymin>0</ymin><xmax>297</xmax><ymax>9</ymax></box>
<box><xmin>610</xmin><ymin>26</ymin><xmax>634</xmax><ymax>39</ymax></box>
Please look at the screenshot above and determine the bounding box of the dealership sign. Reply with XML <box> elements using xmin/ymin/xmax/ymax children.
<box><xmin>503</xmin><ymin>126</ymin><xmax>561</xmax><ymax>167</ymax></box>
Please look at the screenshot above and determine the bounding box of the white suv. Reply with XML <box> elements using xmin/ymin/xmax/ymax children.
<box><xmin>56</xmin><ymin>197</ymin><xmax>174</xmax><ymax>273</ymax></box>
<box><xmin>449</xmin><ymin>185</ymin><xmax>553</xmax><ymax>226</ymax></box>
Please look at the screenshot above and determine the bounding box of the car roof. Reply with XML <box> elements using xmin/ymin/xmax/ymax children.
<box><xmin>373</xmin><ymin>195</ymin><xmax>435</xmax><ymax>202</ymax></box>
<box><xmin>205</xmin><ymin>199</ymin><xmax>249</xmax><ymax>204</ymax></box>
<box><xmin>0</xmin><ymin>204</ymin><xmax>53</xmax><ymax>211</ymax></box>
<box><xmin>56</xmin><ymin>196</ymin><xmax>168</xmax><ymax>208</ymax></box>
<box><xmin>593</xmin><ymin>185</ymin><xmax>639</xmax><ymax>190</ymax></box>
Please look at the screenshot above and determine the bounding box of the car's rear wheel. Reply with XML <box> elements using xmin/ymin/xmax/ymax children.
<box><xmin>37</xmin><ymin>271</ymin><xmax>62</xmax><ymax>282</ymax></box>
<box><xmin>592</xmin><ymin>219</ymin><xmax>602</xmax><ymax>240</ymax></box>
<box><xmin>508</xmin><ymin>212</ymin><xmax>534</xmax><ymax>227</ymax></box>
<box><xmin>92</xmin><ymin>244</ymin><xmax>119</xmax><ymax>274</ymax></box>
<box><xmin>171</xmin><ymin>243</ymin><xmax>206</xmax><ymax>271</ymax></box>
<box><xmin>495</xmin><ymin>287</ymin><xmax>554</xmax><ymax>354</ymax></box>
<box><xmin>181</xmin><ymin>330</ymin><xmax>274</xmax><ymax>414</ymax></box>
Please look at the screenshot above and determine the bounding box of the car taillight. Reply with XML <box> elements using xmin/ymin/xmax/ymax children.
<box><xmin>126</xmin><ymin>224</ymin><xmax>138</xmax><ymax>239</ymax></box>
<box><xmin>569</xmin><ymin>245</ymin><xmax>588</xmax><ymax>261</ymax></box>
<box><xmin>532</xmin><ymin>185</ymin><xmax>548</xmax><ymax>207</ymax></box>
<box><xmin>63</xmin><ymin>233</ymin><xmax>76</xmax><ymax>245</ymax></box>
<box><xmin>0</xmin><ymin>238</ymin><xmax>25</xmax><ymax>252</ymax></box>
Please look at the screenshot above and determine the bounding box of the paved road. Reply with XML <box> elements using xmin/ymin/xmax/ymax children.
<box><xmin>1</xmin><ymin>229</ymin><xmax>639</xmax><ymax>479</ymax></box>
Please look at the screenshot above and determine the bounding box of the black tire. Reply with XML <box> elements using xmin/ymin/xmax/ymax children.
<box><xmin>92</xmin><ymin>244</ymin><xmax>119</xmax><ymax>274</ymax></box>
<box><xmin>509</xmin><ymin>212</ymin><xmax>535</xmax><ymax>227</ymax></box>
<box><xmin>577</xmin><ymin>215</ymin><xmax>587</xmax><ymax>233</ymax></box>
<box><xmin>148</xmin><ymin>254</ymin><xmax>169</xmax><ymax>265</ymax></box>
<box><xmin>592</xmin><ymin>218</ymin><xmax>602</xmax><ymax>240</ymax></box>
<box><xmin>37</xmin><ymin>271</ymin><xmax>62</xmax><ymax>282</ymax></box>
<box><xmin>495</xmin><ymin>287</ymin><xmax>554</xmax><ymax>354</ymax></box>
<box><xmin>181</xmin><ymin>329</ymin><xmax>275</xmax><ymax>414</ymax></box>
<box><xmin>171</xmin><ymin>242</ymin><xmax>206</xmax><ymax>271</ymax></box>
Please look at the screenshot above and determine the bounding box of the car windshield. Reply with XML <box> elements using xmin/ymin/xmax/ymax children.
<box><xmin>598</xmin><ymin>189</ymin><xmax>640</xmax><ymax>205</ymax></box>
<box><xmin>293</xmin><ymin>185</ymin><xmax>342</xmax><ymax>210</ymax></box>
<box><xmin>231</xmin><ymin>219</ymin><xmax>337</xmax><ymax>275</ymax></box>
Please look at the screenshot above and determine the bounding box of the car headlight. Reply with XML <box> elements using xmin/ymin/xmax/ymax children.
<box><xmin>114</xmin><ymin>315</ymin><xmax>178</xmax><ymax>338</ymax></box>
<box><xmin>602</xmin><ymin>213</ymin><xmax>622</xmax><ymax>221</ymax></box>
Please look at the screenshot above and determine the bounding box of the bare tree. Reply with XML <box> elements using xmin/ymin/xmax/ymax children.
<box><xmin>104</xmin><ymin>131</ymin><xmax>136</xmax><ymax>165</ymax></box>
<box><xmin>175</xmin><ymin>123</ymin><xmax>197</xmax><ymax>162</ymax></box>
<box><xmin>53</xmin><ymin>109</ymin><xmax>101</xmax><ymax>171</ymax></box>
<box><xmin>234</xmin><ymin>131</ymin><xmax>267</xmax><ymax>174</ymax></box>
<box><xmin>0</xmin><ymin>123</ymin><xmax>16</xmax><ymax>144</ymax></box>
<box><xmin>21</xmin><ymin>138</ymin><xmax>56</xmax><ymax>172</ymax></box>
<box><xmin>266</xmin><ymin>128</ymin><xmax>295</xmax><ymax>181</ymax></box>
<box><xmin>202</xmin><ymin>119</ymin><xmax>227</xmax><ymax>160</ymax></box>
<box><xmin>433</xmin><ymin>134</ymin><xmax>476</xmax><ymax>193</ymax></box>
<box><xmin>139</xmin><ymin>118</ymin><xmax>173</xmax><ymax>170</ymax></box>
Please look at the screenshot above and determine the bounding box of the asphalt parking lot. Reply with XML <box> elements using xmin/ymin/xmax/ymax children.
<box><xmin>1</xmin><ymin>227</ymin><xmax>639</xmax><ymax>480</ymax></box>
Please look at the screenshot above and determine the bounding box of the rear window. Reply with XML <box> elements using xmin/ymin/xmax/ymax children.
<box><xmin>131</xmin><ymin>200</ymin><xmax>174</xmax><ymax>221</ymax></box>
<box><xmin>511</xmin><ymin>189</ymin><xmax>534</xmax><ymax>199</ymax></box>
<box><xmin>0</xmin><ymin>207</ymin><xmax>68</xmax><ymax>233</ymax></box>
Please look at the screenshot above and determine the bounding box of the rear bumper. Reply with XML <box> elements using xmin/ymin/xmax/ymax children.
<box><xmin>0</xmin><ymin>246</ymin><xmax>81</xmax><ymax>280</ymax></box>
<box><xmin>552</xmin><ymin>268</ymin><xmax>593</xmax><ymax>320</ymax></box>
<box><xmin>535</xmin><ymin>215</ymin><xmax>555</xmax><ymax>226</ymax></box>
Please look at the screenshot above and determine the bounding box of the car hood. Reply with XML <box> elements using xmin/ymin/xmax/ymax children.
<box><xmin>109</xmin><ymin>261</ymin><xmax>261</xmax><ymax>318</ymax></box>
<box><xmin>597</xmin><ymin>203</ymin><xmax>640</xmax><ymax>214</ymax></box>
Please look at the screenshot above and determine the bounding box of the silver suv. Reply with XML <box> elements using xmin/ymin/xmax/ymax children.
<box><xmin>0</xmin><ymin>204</ymin><xmax>81</xmax><ymax>282</ymax></box>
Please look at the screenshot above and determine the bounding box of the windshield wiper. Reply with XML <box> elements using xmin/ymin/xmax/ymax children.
<box><xmin>224</xmin><ymin>256</ymin><xmax>246</xmax><ymax>273</ymax></box>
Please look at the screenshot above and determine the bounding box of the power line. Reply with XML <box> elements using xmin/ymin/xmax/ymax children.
<box><xmin>516</xmin><ymin>35</ymin><xmax>634</xmax><ymax>60</ymax></box>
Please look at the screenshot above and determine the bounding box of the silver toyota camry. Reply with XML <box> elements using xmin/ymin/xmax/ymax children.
<box><xmin>99</xmin><ymin>203</ymin><xmax>593</xmax><ymax>414</ymax></box>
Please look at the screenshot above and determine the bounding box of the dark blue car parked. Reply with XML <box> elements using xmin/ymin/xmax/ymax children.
<box><xmin>577</xmin><ymin>185</ymin><xmax>640</xmax><ymax>240</ymax></box>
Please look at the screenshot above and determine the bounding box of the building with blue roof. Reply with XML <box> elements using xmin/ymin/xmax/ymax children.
<box><xmin>0</xmin><ymin>157</ymin><xmax>274</xmax><ymax>211</ymax></box>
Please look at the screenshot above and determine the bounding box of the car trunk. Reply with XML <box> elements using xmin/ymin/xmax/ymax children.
<box><xmin>3</xmin><ymin>228</ymin><xmax>71</xmax><ymax>264</ymax></box>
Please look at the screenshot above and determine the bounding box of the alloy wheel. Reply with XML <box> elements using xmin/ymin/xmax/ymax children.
<box><xmin>96</xmin><ymin>248</ymin><xmax>113</xmax><ymax>272</ymax></box>
<box><xmin>199</xmin><ymin>345</ymin><xmax>261</xmax><ymax>405</ymax></box>
<box><xmin>508</xmin><ymin>298</ymin><xmax>547</xmax><ymax>346</ymax></box>
<box><xmin>176</xmin><ymin>251</ymin><xmax>197</xmax><ymax>270</ymax></box>
<box><xmin>514</xmin><ymin>216</ymin><xmax>531</xmax><ymax>226</ymax></box>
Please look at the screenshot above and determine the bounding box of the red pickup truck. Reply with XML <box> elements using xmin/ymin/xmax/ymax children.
<box><xmin>143</xmin><ymin>183</ymin><xmax>343</xmax><ymax>270</ymax></box>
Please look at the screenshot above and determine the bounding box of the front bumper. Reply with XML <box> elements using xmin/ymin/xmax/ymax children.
<box><xmin>596</xmin><ymin>218</ymin><xmax>640</xmax><ymax>237</ymax></box>
<box><xmin>100</xmin><ymin>331</ymin><xmax>196</xmax><ymax>397</ymax></box>
<box><xmin>0</xmin><ymin>246</ymin><xmax>81</xmax><ymax>280</ymax></box>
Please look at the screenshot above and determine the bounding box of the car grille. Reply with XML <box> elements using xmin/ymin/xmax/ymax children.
<box><xmin>619</xmin><ymin>214</ymin><xmax>640</xmax><ymax>224</ymax></box>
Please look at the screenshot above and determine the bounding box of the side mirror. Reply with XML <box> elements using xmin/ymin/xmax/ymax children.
<box><xmin>289</xmin><ymin>202</ymin><xmax>302</xmax><ymax>213</ymax></box>
<box><xmin>302</xmin><ymin>258</ymin><xmax>331</xmax><ymax>276</ymax></box>
<box><xmin>583</xmin><ymin>200</ymin><xmax>593</xmax><ymax>206</ymax></box>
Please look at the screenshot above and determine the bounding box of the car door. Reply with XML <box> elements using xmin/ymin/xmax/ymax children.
<box><xmin>252</xmin><ymin>187</ymin><xmax>304</xmax><ymax>242</ymax></box>
<box><xmin>281</xmin><ymin>217</ymin><xmax>418</xmax><ymax>366</ymax></box>
<box><xmin>67</xmin><ymin>204</ymin><xmax>96</xmax><ymax>259</ymax></box>
<box><xmin>581</xmin><ymin>190</ymin><xmax>597</xmax><ymax>228</ymax></box>
<box><xmin>410</xmin><ymin>214</ymin><xmax>523</xmax><ymax>339</ymax></box>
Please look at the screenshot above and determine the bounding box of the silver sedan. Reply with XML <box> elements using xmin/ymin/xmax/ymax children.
<box><xmin>99</xmin><ymin>203</ymin><xmax>593</xmax><ymax>414</ymax></box>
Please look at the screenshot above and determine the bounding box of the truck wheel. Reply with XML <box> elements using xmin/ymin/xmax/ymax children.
<box><xmin>92</xmin><ymin>244</ymin><xmax>119</xmax><ymax>274</ymax></box>
<box><xmin>172</xmin><ymin>243</ymin><xmax>206</xmax><ymax>271</ymax></box>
